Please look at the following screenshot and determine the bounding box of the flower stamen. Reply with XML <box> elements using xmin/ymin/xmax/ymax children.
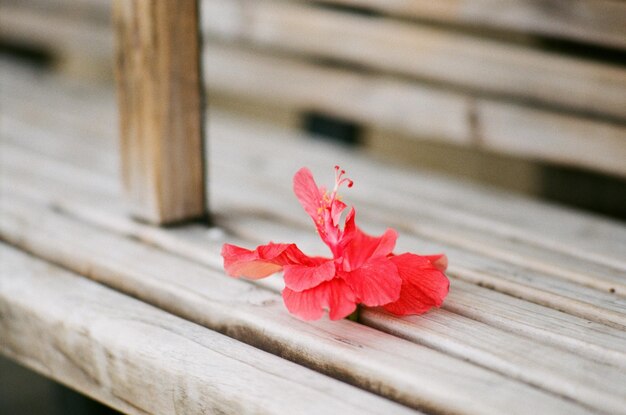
<box><xmin>331</xmin><ymin>165</ymin><xmax>354</xmax><ymax>201</ymax></box>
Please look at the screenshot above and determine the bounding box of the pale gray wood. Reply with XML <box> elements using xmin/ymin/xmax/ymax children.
<box><xmin>5</xmin><ymin>130</ymin><xmax>625</xmax><ymax>331</ymax></box>
<box><xmin>203</xmin><ymin>0</ymin><xmax>626</xmax><ymax>121</ymax></box>
<box><xmin>0</xmin><ymin>244</ymin><xmax>419</xmax><ymax>415</ymax></box>
<box><xmin>211</xmin><ymin>163</ymin><xmax>626</xmax><ymax>330</ymax></box>
<box><xmin>3</xmin><ymin>70</ymin><xmax>620</xmax><ymax>412</ymax></box>
<box><xmin>4</xmin><ymin>144</ymin><xmax>626</xmax><ymax>369</ymax></box>
<box><xmin>306</xmin><ymin>0</ymin><xmax>626</xmax><ymax>49</ymax></box>
<box><xmin>204</xmin><ymin>109</ymin><xmax>626</xmax><ymax>272</ymax></box>
<box><xmin>159</xmin><ymin>204</ymin><xmax>626</xmax><ymax>411</ymax></box>
<box><xmin>203</xmin><ymin>43</ymin><xmax>626</xmax><ymax>178</ymax></box>
<box><xmin>1</xmin><ymin>70</ymin><xmax>619</xmax><ymax>324</ymax></box>
<box><xmin>2</xmin><ymin>60</ymin><xmax>625</xmax><ymax>273</ymax></box>
<box><xmin>1</xmin><ymin>59</ymin><xmax>621</xmax><ymax>342</ymax></box>
<box><xmin>0</xmin><ymin>194</ymin><xmax>595</xmax><ymax>415</ymax></box>
<box><xmin>0</xmin><ymin>3</ymin><xmax>113</xmax><ymax>62</ymax></box>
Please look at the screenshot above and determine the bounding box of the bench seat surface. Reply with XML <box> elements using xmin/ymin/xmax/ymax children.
<box><xmin>1</xmin><ymin>59</ymin><xmax>626</xmax><ymax>415</ymax></box>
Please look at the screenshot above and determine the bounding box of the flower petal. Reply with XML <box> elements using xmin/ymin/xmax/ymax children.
<box><xmin>384</xmin><ymin>253</ymin><xmax>450</xmax><ymax>316</ymax></box>
<box><xmin>341</xmin><ymin>257</ymin><xmax>402</xmax><ymax>306</ymax></box>
<box><xmin>284</xmin><ymin>260</ymin><xmax>336</xmax><ymax>292</ymax></box>
<box><xmin>330</xmin><ymin>199</ymin><xmax>347</xmax><ymax>227</ymax></box>
<box><xmin>293</xmin><ymin>167</ymin><xmax>323</xmax><ymax>222</ymax></box>
<box><xmin>222</xmin><ymin>242</ymin><xmax>309</xmax><ymax>279</ymax></box>
<box><xmin>283</xmin><ymin>278</ymin><xmax>357</xmax><ymax>320</ymax></box>
<box><xmin>342</xmin><ymin>224</ymin><xmax>398</xmax><ymax>271</ymax></box>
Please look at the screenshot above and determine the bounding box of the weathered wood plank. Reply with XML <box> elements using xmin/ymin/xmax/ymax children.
<box><xmin>209</xmin><ymin>160</ymin><xmax>626</xmax><ymax>330</ymax></box>
<box><xmin>203</xmin><ymin>0</ymin><xmax>626</xmax><ymax>120</ymax></box>
<box><xmin>3</xmin><ymin>70</ymin><xmax>625</xmax><ymax>297</ymax></box>
<box><xmin>201</xmin><ymin>109</ymin><xmax>626</xmax><ymax>270</ymax></box>
<box><xmin>2</xmin><ymin>60</ymin><xmax>625</xmax><ymax>304</ymax></box>
<box><xmin>112</xmin><ymin>0</ymin><xmax>206</xmax><ymax>224</ymax></box>
<box><xmin>0</xmin><ymin>4</ymin><xmax>113</xmax><ymax>61</ymax></box>
<box><xmin>1</xmin><ymin>0</ymin><xmax>110</xmax><ymax>22</ymax></box>
<box><xmin>0</xmin><ymin>194</ymin><xmax>597</xmax><ymax>415</ymax></box>
<box><xmin>3</xmin><ymin>166</ymin><xmax>626</xmax><ymax>413</ymax></box>
<box><xmin>4</xmin><ymin>0</ymin><xmax>626</xmax><ymax>124</ymax></box>
<box><xmin>0</xmin><ymin>244</ymin><xmax>418</xmax><ymax>415</ymax></box>
<box><xmin>3</xmin><ymin>132</ymin><xmax>626</xmax><ymax>410</ymax></box>
<box><xmin>4</xmin><ymin>79</ymin><xmax>624</xmax><ymax>310</ymax></box>
<box><xmin>3</xmin><ymin>9</ymin><xmax>626</xmax><ymax>178</ymax></box>
<box><xmin>306</xmin><ymin>0</ymin><xmax>626</xmax><ymax>50</ymax></box>
<box><xmin>203</xmin><ymin>43</ymin><xmax>626</xmax><ymax>177</ymax></box>
<box><xmin>204</xmin><ymin>44</ymin><xmax>471</xmax><ymax>145</ymax></box>
<box><xmin>3</xmin><ymin>139</ymin><xmax>626</xmax><ymax>370</ymax></box>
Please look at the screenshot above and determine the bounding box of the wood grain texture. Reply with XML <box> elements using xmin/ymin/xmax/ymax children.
<box><xmin>202</xmin><ymin>0</ymin><xmax>626</xmax><ymax>121</ymax></box>
<box><xmin>4</xmin><ymin>140</ymin><xmax>626</xmax><ymax>374</ymax></box>
<box><xmin>203</xmin><ymin>43</ymin><xmax>626</xmax><ymax>177</ymax></box>
<box><xmin>306</xmin><ymin>0</ymin><xmax>626</xmax><ymax>50</ymax></box>
<box><xmin>0</xmin><ymin>3</ymin><xmax>112</xmax><ymax>61</ymax></box>
<box><xmin>33</xmin><ymin>182</ymin><xmax>625</xmax><ymax>412</ymax></box>
<box><xmin>2</xmin><ymin>59</ymin><xmax>626</xmax><ymax>349</ymax></box>
<box><xmin>113</xmin><ymin>0</ymin><xmax>206</xmax><ymax>224</ymax></box>
<box><xmin>3</xmin><ymin>7</ymin><xmax>625</xmax><ymax>176</ymax></box>
<box><xmin>2</xmin><ymin>63</ymin><xmax>624</xmax><ymax>280</ymax></box>
<box><xmin>0</xmin><ymin>194</ymin><xmax>598</xmax><ymax>415</ymax></box>
<box><xmin>0</xmin><ymin>244</ymin><xmax>418</xmax><ymax>415</ymax></box>
<box><xmin>3</xmin><ymin>70</ymin><xmax>626</xmax><ymax>412</ymax></box>
<box><xmin>2</xmin><ymin>65</ymin><xmax>625</xmax><ymax>297</ymax></box>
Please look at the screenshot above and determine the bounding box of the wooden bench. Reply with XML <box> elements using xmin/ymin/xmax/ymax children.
<box><xmin>1</xmin><ymin>1</ymin><xmax>626</xmax><ymax>414</ymax></box>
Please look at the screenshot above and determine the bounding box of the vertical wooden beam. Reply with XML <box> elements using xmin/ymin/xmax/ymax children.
<box><xmin>113</xmin><ymin>0</ymin><xmax>206</xmax><ymax>225</ymax></box>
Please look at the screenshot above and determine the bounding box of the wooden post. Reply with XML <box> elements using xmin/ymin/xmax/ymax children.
<box><xmin>113</xmin><ymin>0</ymin><xmax>206</xmax><ymax>225</ymax></box>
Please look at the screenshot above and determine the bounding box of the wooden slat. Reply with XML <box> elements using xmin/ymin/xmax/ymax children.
<box><xmin>306</xmin><ymin>0</ymin><xmax>626</xmax><ymax>50</ymax></box>
<box><xmin>0</xmin><ymin>244</ymin><xmax>417</xmax><ymax>415</ymax></box>
<box><xmin>0</xmin><ymin>4</ymin><xmax>113</xmax><ymax>60</ymax></box>
<box><xmin>2</xmin><ymin>64</ymin><xmax>624</xmax><ymax>286</ymax></box>
<box><xmin>4</xmin><ymin>132</ymin><xmax>626</xmax><ymax>411</ymax></box>
<box><xmin>2</xmin><ymin>66</ymin><xmax>625</xmax><ymax>295</ymax></box>
<box><xmin>2</xmin><ymin>9</ymin><xmax>625</xmax><ymax>177</ymax></box>
<box><xmin>112</xmin><ymin>0</ymin><xmax>206</xmax><ymax>224</ymax></box>
<box><xmin>213</xmin><ymin>196</ymin><xmax>626</xmax><ymax>330</ymax></box>
<box><xmin>5</xmin><ymin>145</ymin><xmax>626</xmax><ymax>380</ymax></box>
<box><xmin>3</xmin><ymin>143</ymin><xmax>626</xmax><ymax>414</ymax></box>
<box><xmin>0</xmin><ymin>0</ymin><xmax>110</xmax><ymax>23</ymax></box>
<box><xmin>39</xmin><ymin>181</ymin><xmax>626</xmax><ymax>412</ymax></box>
<box><xmin>203</xmin><ymin>43</ymin><xmax>626</xmax><ymax>177</ymax></box>
<box><xmin>202</xmin><ymin>0</ymin><xmax>626</xmax><ymax>121</ymax></box>
<box><xmin>2</xmin><ymin>60</ymin><xmax>625</xmax><ymax>330</ymax></box>
<box><xmin>0</xmin><ymin>193</ymin><xmax>600</xmax><ymax>415</ymax></box>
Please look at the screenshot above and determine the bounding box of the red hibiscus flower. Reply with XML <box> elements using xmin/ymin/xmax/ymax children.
<box><xmin>222</xmin><ymin>166</ymin><xmax>449</xmax><ymax>320</ymax></box>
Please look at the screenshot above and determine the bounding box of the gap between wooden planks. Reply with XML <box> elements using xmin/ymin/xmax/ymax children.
<box><xmin>2</xmin><ymin>58</ymin><xmax>625</xmax><ymax>272</ymax></box>
<box><xmin>1</xmin><ymin>79</ymin><xmax>624</xmax><ymax>322</ymax></box>
<box><xmin>3</xmin><ymin>3</ymin><xmax>626</xmax><ymax>178</ymax></box>
<box><xmin>3</xmin><ymin>129</ymin><xmax>624</xmax><ymax>412</ymax></box>
<box><xmin>2</xmin><ymin>90</ymin><xmax>626</xmax><ymax>294</ymax></box>
<box><xmin>5</xmin><ymin>167</ymin><xmax>626</xmax><ymax>414</ymax></box>
<box><xmin>2</xmin><ymin>154</ymin><xmax>626</xmax><ymax>409</ymax></box>
<box><xmin>3</xmin><ymin>122</ymin><xmax>626</xmax><ymax>332</ymax></box>
<box><xmin>9</xmin><ymin>0</ymin><xmax>626</xmax><ymax>50</ymax></box>
<box><xmin>304</xmin><ymin>0</ymin><xmax>626</xmax><ymax>50</ymax></box>
<box><xmin>0</xmin><ymin>192</ymin><xmax>622</xmax><ymax>415</ymax></box>
<box><xmin>202</xmin><ymin>0</ymin><xmax>626</xmax><ymax>121</ymax></box>
<box><xmin>203</xmin><ymin>42</ymin><xmax>626</xmax><ymax>178</ymax></box>
<box><xmin>0</xmin><ymin>244</ymin><xmax>417</xmax><ymax>415</ymax></box>
<box><xmin>3</xmin><ymin>146</ymin><xmax>626</xmax><ymax>373</ymax></box>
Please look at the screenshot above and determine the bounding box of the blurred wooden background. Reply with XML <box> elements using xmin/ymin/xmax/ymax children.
<box><xmin>1</xmin><ymin>0</ymin><xmax>624</xmax><ymax>218</ymax></box>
